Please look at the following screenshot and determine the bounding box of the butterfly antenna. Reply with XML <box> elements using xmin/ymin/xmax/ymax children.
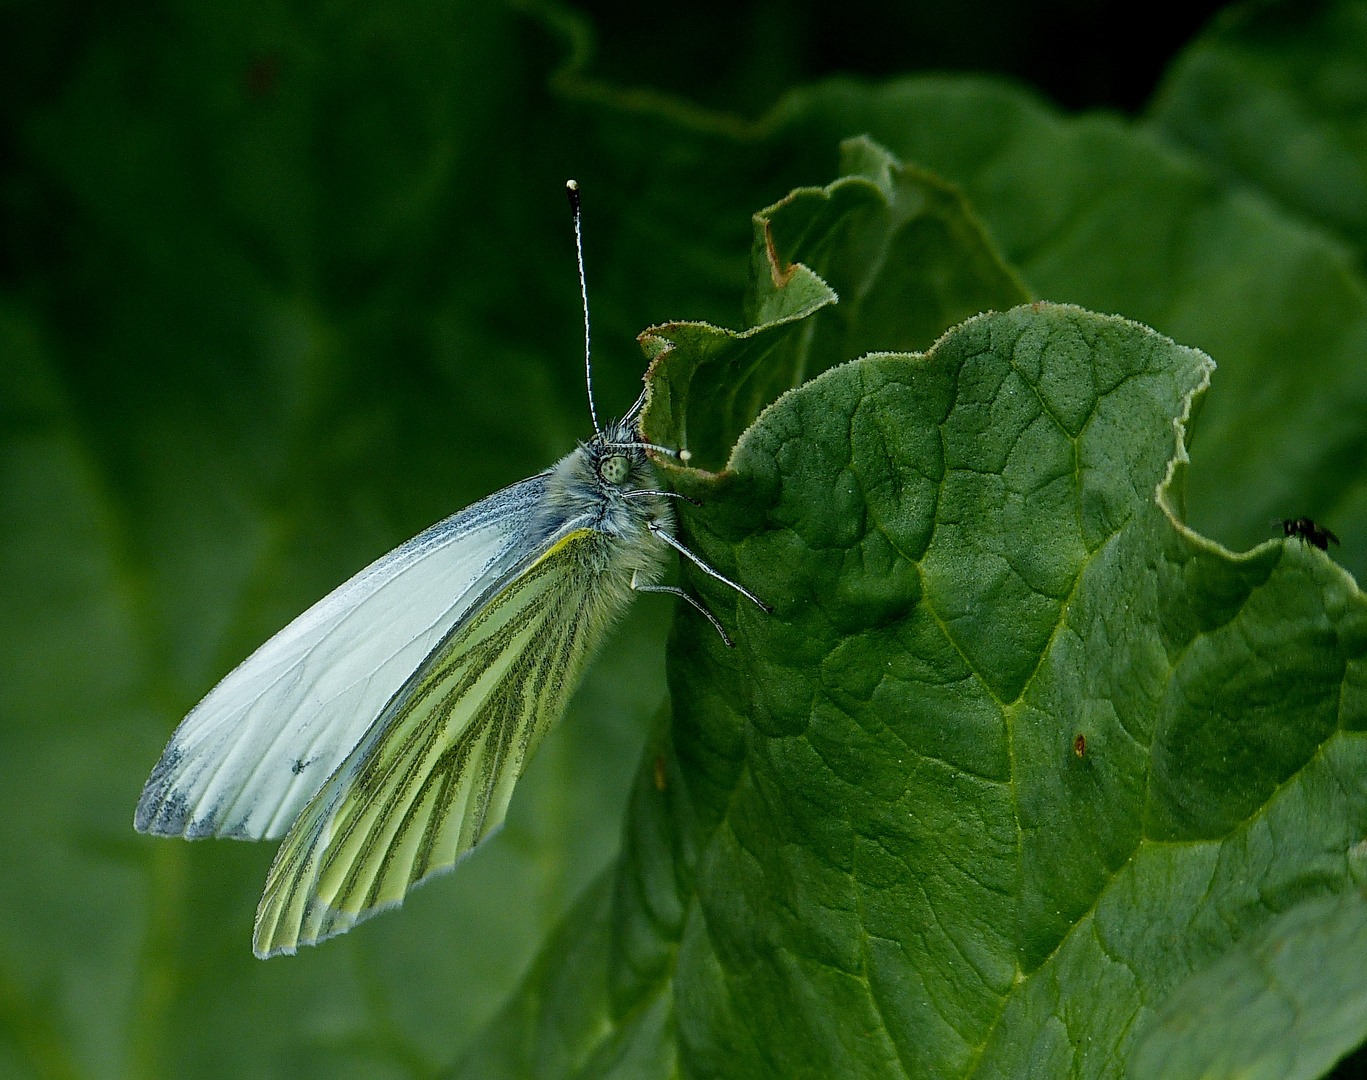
<box><xmin>613</xmin><ymin>440</ymin><xmax>688</xmax><ymax>459</ymax></box>
<box><xmin>623</xmin><ymin>385</ymin><xmax>648</xmax><ymax>425</ymax></box>
<box><xmin>566</xmin><ymin>180</ymin><xmax>601</xmax><ymax>437</ymax></box>
<box><xmin>621</xmin><ymin>388</ymin><xmax>693</xmax><ymax>463</ymax></box>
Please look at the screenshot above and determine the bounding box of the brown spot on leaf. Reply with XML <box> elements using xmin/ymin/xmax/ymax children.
<box><xmin>762</xmin><ymin>218</ymin><xmax>798</xmax><ymax>289</ymax></box>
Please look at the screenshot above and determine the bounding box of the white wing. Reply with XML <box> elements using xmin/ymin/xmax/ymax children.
<box><xmin>135</xmin><ymin>475</ymin><xmax>549</xmax><ymax>841</ymax></box>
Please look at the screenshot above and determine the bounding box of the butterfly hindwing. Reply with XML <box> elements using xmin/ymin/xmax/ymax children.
<box><xmin>253</xmin><ymin>527</ymin><xmax>619</xmax><ymax>957</ymax></box>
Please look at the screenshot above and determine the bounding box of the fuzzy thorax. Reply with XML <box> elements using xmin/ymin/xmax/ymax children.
<box><xmin>538</xmin><ymin>421</ymin><xmax>674</xmax><ymax>594</ymax></box>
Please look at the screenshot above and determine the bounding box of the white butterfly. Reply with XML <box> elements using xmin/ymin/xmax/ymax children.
<box><xmin>134</xmin><ymin>182</ymin><xmax>767</xmax><ymax>958</ymax></box>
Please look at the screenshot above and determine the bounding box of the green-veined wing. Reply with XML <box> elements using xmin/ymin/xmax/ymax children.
<box><xmin>253</xmin><ymin>527</ymin><xmax>625</xmax><ymax>958</ymax></box>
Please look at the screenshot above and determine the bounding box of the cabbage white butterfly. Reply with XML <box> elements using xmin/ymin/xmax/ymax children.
<box><xmin>135</xmin><ymin>181</ymin><xmax>767</xmax><ymax>958</ymax></box>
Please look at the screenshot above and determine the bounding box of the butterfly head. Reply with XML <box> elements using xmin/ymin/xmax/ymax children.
<box><xmin>541</xmin><ymin>418</ymin><xmax>672</xmax><ymax>540</ymax></box>
<box><xmin>587</xmin><ymin>418</ymin><xmax>657</xmax><ymax>489</ymax></box>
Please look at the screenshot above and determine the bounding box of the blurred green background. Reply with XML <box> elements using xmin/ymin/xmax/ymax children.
<box><xmin>9</xmin><ymin>0</ymin><xmax>1331</xmax><ymax>1077</ymax></box>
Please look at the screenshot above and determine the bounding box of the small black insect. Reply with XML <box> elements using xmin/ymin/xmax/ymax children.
<box><xmin>1281</xmin><ymin>517</ymin><xmax>1340</xmax><ymax>551</ymax></box>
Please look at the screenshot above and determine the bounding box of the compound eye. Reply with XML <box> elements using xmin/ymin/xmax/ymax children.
<box><xmin>600</xmin><ymin>454</ymin><xmax>630</xmax><ymax>485</ymax></box>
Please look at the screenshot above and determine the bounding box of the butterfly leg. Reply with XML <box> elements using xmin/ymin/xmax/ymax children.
<box><xmin>647</xmin><ymin>524</ymin><xmax>773</xmax><ymax>613</ymax></box>
<box><xmin>631</xmin><ymin>571</ymin><xmax>734</xmax><ymax>648</ymax></box>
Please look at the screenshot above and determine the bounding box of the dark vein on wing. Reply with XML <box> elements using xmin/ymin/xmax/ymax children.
<box><xmin>321</xmin><ymin>553</ymin><xmax>582</xmax><ymax>919</ymax></box>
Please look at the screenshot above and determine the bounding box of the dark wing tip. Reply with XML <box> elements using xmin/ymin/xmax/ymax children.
<box><xmin>133</xmin><ymin>745</ymin><xmax>214</xmax><ymax>837</ymax></box>
<box><xmin>134</xmin><ymin>783</ymin><xmax>194</xmax><ymax>836</ymax></box>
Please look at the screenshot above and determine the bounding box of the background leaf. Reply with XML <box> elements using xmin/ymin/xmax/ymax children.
<box><xmin>1151</xmin><ymin>0</ymin><xmax>1367</xmax><ymax>266</ymax></box>
<box><xmin>1130</xmin><ymin>889</ymin><xmax>1367</xmax><ymax>1080</ymax></box>
<box><xmin>1148</xmin><ymin>0</ymin><xmax>1367</xmax><ymax>632</ymax></box>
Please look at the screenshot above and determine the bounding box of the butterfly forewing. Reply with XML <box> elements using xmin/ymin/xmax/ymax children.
<box><xmin>134</xmin><ymin>477</ymin><xmax>548</xmax><ymax>842</ymax></box>
<box><xmin>253</xmin><ymin>527</ymin><xmax>619</xmax><ymax>958</ymax></box>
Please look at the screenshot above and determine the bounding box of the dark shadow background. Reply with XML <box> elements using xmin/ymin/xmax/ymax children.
<box><xmin>576</xmin><ymin>0</ymin><xmax>1226</xmax><ymax>114</ymax></box>
<box><xmin>0</xmin><ymin>0</ymin><xmax>1226</xmax><ymax>288</ymax></box>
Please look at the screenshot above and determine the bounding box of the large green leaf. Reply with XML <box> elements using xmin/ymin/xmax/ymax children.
<box><xmin>455</xmin><ymin>141</ymin><xmax>1367</xmax><ymax>1078</ymax></box>
<box><xmin>750</xmin><ymin>77</ymin><xmax>1367</xmax><ymax>590</ymax></box>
